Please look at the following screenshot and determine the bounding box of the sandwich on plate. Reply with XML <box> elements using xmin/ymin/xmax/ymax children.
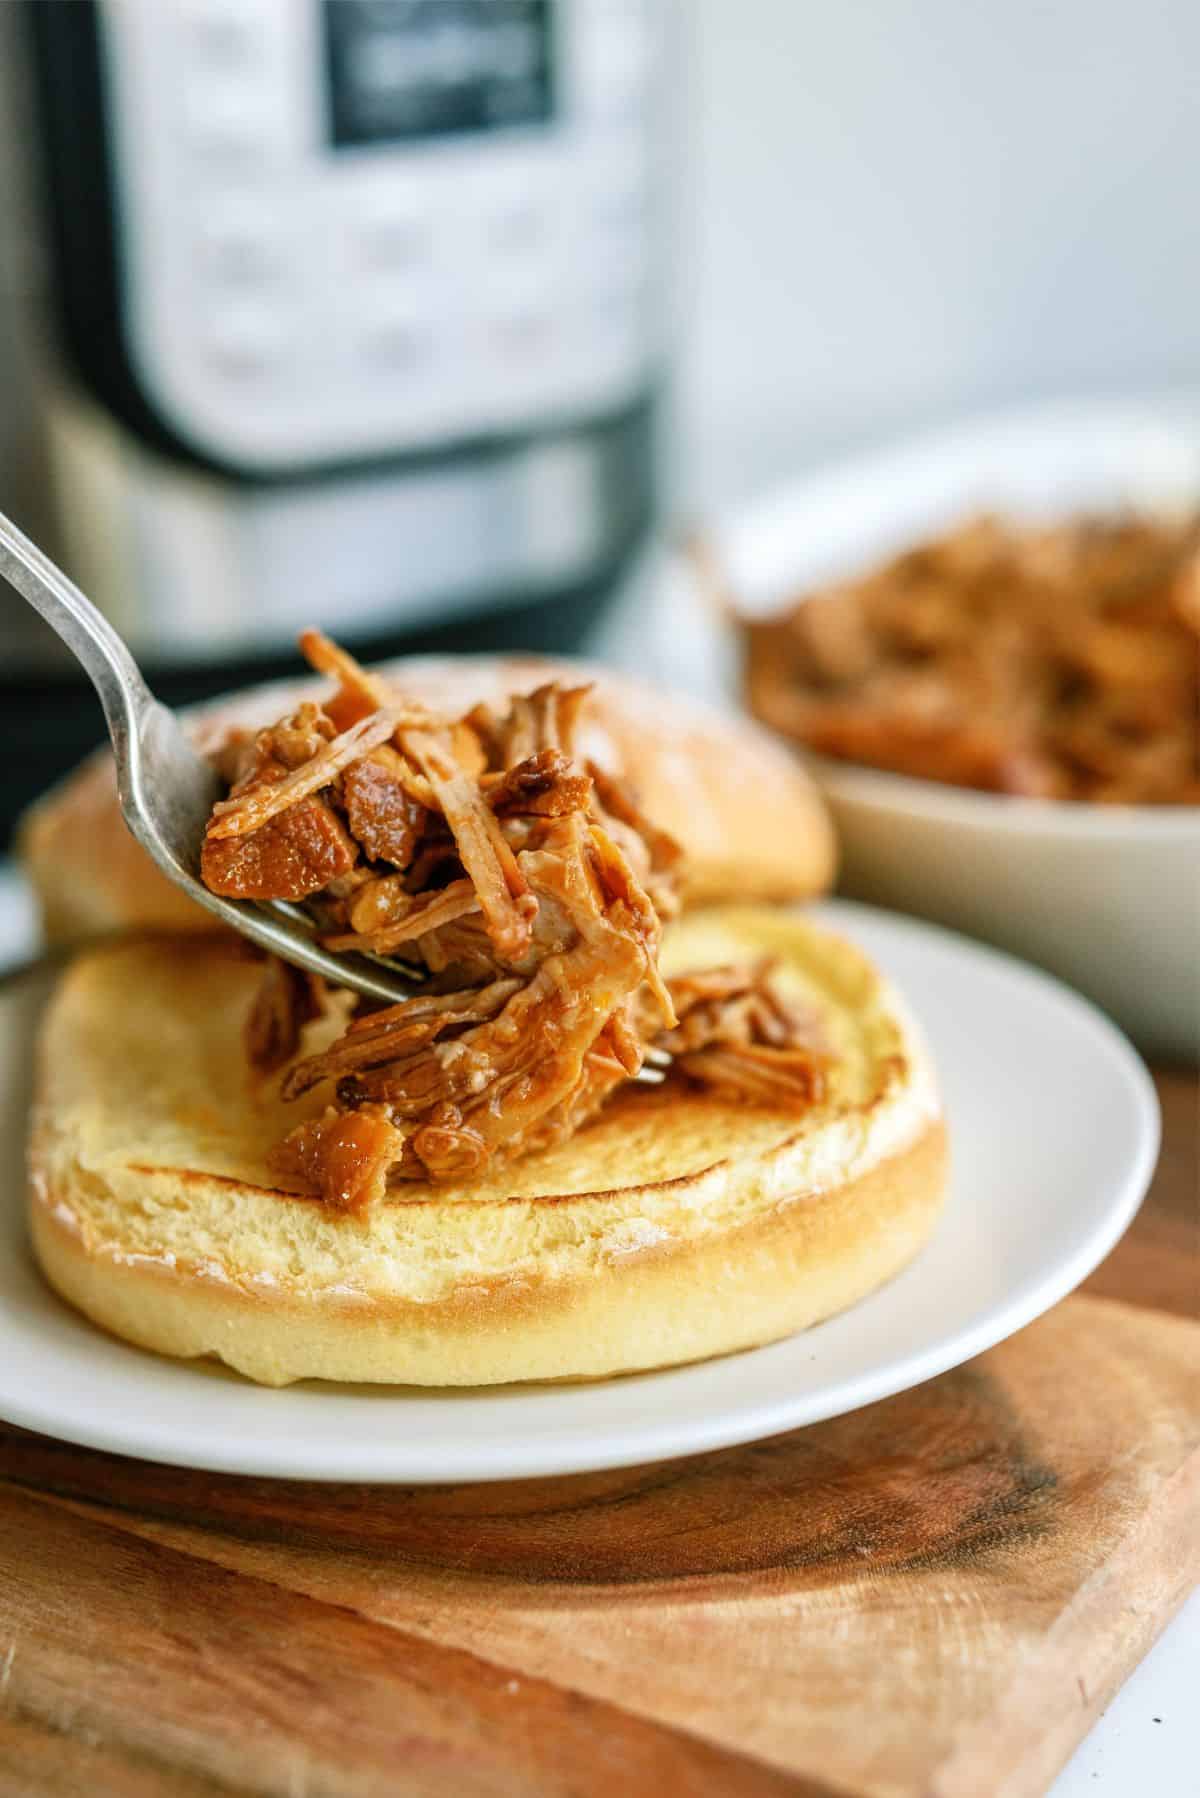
<box><xmin>22</xmin><ymin>636</ymin><xmax>947</xmax><ymax>1386</ymax></box>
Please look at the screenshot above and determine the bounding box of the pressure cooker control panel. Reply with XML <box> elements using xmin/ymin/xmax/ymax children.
<box><xmin>97</xmin><ymin>0</ymin><xmax>658</xmax><ymax>472</ymax></box>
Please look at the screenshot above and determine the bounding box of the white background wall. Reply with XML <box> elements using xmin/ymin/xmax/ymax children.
<box><xmin>675</xmin><ymin>0</ymin><xmax>1200</xmax><ymax>511</ymax></box>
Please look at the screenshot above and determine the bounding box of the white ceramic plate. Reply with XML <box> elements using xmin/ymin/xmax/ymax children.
<box><xmin>0</xmin><ymin>902</ymin><xmax>1158</xmax><ymax>1484</ymax></box>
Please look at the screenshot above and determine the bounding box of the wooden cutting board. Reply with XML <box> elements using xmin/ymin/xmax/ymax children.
<box><xmin>0</xmin><ymin>1071</ymin><xmax>1196</xmax><ymax>1798</ymax></box>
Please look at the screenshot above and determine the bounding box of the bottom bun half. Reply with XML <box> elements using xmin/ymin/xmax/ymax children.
<box><xmin>29</xmin><ymin>908</ymin><xmax>948</xmax><ymax>1387</ymax></box>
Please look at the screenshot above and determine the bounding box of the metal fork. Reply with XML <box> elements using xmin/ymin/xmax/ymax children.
<box><xmin>1</xmin><ymin>508</ymin><xmax>429</xmax><ymax>1004</ymax></box>
<box><xmin>0</xmin><ymin>507</ymin><xmax>669</xmax><ymax>1073</ymax></box>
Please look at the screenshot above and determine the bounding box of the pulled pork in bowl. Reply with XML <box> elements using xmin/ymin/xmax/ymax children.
<box><xmin>742</xmin><ymin>511</ymin><xmax>1200</xmax><ymax>805</ymax></box>
<box><xmin>687</xmin><ymin>392</ymin><xmax>1200</xmax><ymax>1053</ymax></box>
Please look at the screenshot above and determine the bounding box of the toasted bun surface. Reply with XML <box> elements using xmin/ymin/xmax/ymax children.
<box><xmin>19</xmin><ymin>655</ymin><xmax>834</xmax><ymax>942</ymax></box>
<box><xmin>29</xmin><ymin>906</ymin><xmax>946</xmax><ymax>1387</ymax></box>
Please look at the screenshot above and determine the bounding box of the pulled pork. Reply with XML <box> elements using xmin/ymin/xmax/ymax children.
<box><xmin>742</xmin><ymin>512</ymin><xmax>1200</xmax><ymax>803</ymax></box>
<box><xmin>202</xmin><ymin>634</ymin><xmax>825</xmax><ymax>1212</ymax></box>
<box><xmin>653</xmin><ymin>961</ymin><xmax>827</xmax><ymax>1109</ymax></box>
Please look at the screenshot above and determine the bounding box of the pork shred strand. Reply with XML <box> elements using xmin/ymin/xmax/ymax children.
<box><xmin>399</xmin><ymin>724</ymin><xmax>537</xmax><ymax>964</ymax></box>
<box><xmin>244</xmin><ymin>957</ymin><xmax>327</xmax><ymax>1075</ymax></box>
<box><xmin>199</xmin><ymin>634</ymin><xmax>823</xmax><ymax>1214</ymax></box>
<box><xmin>651</xmin><ymin>960</ymin><xmax>828</xmax><ymax>1109</ymax></box>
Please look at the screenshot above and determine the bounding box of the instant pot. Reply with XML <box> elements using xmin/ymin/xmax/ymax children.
<box><xmin>0</xmin><ymin>0</ymin><xmax>663</xmax><ymax>835</ymax></box>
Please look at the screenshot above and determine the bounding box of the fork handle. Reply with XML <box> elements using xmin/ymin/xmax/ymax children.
<box><xmin>0</xmin><ymin>508</ymin><xmax>156</xmax><ymax>756</ymax></box>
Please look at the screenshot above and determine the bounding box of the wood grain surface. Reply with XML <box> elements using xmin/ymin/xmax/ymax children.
<box><xmin>0</xmin><ymin>1072</ymin><xmax>1196</xmax><ymax>1798</ymax></box>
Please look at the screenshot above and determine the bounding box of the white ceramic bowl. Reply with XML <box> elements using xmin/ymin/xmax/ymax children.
<box><xmin>693</xmin><ymin>394</ymin><xmax>1200</xmax><ymax>1061</ymax></box>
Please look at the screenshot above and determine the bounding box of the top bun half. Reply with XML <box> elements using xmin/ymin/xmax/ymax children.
<box><xmin>20</xmin><ymin>653</ymin><xmax>835</xmax><ymax>941</ymax></box>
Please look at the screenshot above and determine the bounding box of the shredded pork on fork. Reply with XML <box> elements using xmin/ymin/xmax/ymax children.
<box><xmin>207</xmin><ymin>707</ymin><xmax>422</xmax><ymax>840</ymax></box>
<box><xmin>400</xmin><ymin>725</ymin><xmax>537</xmax><ymax>963</ymax></box>
<box><xmin>201</xmin><ymin>634</ymin><xmax>827</xmax><ymax>1213</ymax></box>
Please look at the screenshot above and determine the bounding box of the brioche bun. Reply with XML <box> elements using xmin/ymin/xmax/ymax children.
<box><xmin>29</xmin><ymin>906</ymin><xmax>946</xmax><ymax>1387</ymax></box>
<box><xmin>18</xmin><ymin>654</ymin><xmax>835</xmax><ymax>942</ymax></box>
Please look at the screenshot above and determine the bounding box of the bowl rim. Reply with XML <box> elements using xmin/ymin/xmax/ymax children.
<box><xmin>810</xmin><ymin>755</ymin><xmax>1200</xmax><ymax>838</ymax></box>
